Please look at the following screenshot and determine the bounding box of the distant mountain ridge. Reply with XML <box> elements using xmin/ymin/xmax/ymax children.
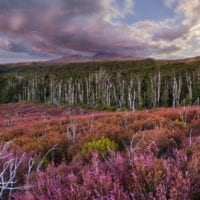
<box><xmin>51</xmin><ymin>53</ymin><xmax>200</xmax><ymax>64</ymax></box>
<box><xmin>51</xmin><ymin>52</ymin><xmax>144</xmax><ymax>63</ymax></box>
<box><xmin>0</xmin><ymin>55</ymin><xmax>200</xmax><ymax>67</ymax></box>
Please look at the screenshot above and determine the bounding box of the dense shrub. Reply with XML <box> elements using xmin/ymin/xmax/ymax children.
<box><xmin>189</xmin><ymin>151</ymin><xmax>200</xmax><ymax>200</ymax></box>
<box><xmin>173</xmin><ymin>119</ymin><xmax>186</xmax><ymax>128</ymax></box>
<box><xmin>156</xmin><ymin>131</ymin><xmax>183</xmax><ymax>158</ymax></box>
<box><xmin>81</xmin><ymin>137</ymin><xmax>119</xmax><ymax>156</ymax></box>
<box><xmin>14</xmin><ymin>146</ymin><xmax>191</xmax><ymax>200</ymax></box>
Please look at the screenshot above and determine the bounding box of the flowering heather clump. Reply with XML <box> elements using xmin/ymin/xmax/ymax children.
<box><xmin>14</xmin><ymin>147</ymin><xmax>191</xmax><ymax>200</ymax></box>
<box><xmin>0</xmin><ymin>103</ymin><xmax>199</xmax><ymax>199</ymax></box>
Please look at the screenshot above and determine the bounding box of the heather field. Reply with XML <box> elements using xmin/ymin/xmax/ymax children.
<box><xmin>0</xmin><ymin>103</ymin><xmax>199</xmax><ymax>199</ymax></box>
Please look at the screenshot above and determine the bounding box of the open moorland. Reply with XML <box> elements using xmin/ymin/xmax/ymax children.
<box><xmin>0</xmin><ymin>103</ymin><xmax>199</xmax><ymax>199</ymax></box>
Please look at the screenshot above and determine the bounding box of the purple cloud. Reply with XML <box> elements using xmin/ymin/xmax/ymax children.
<box><xmin>152</xmin><ymin>25</ymin><xmax>188</xmax><ymax>42</ymax></box>
<box><xmin>0</xmin><ymin>0</ymin><xmax>199</xmax><ymax>62</ymax></box>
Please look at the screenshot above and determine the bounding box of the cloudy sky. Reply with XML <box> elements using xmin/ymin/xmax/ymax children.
<box><xmin>0</xmin><ymin>0</ymin><xmax>200</xmax><ymax>63</ymax></box>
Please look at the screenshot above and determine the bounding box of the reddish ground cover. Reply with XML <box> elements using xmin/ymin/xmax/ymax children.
<box><xmin>0</xmin><ymin>103</ymin><xmax>199</xmax><ymax>199</ymax></box>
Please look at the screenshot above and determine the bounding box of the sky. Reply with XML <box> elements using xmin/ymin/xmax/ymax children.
<box><xmin>0</xmin><ymin>0</ymin><xmax>200</xmax><ymax>63</ymax></box>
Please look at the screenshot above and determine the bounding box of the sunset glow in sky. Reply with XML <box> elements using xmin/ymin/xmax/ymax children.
<box><xmin>0</xmin><ymin>0</ymin><xmax>200</xmax><ymax>63</ymax></box>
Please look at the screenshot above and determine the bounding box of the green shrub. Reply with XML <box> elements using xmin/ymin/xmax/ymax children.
<box><xmin>174</xmin><ymin>119</ymin><xmax>186</xmax><ymax>128</ymax></box>
<box><xmin>81</xmin><ymin>137</ymin><xmax>119</xmax><ymax>155</ymax></box>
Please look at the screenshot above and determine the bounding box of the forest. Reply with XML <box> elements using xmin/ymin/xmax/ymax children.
<box><xmin>0</xmin><ymin>58</ymin><xmax>200</xmax><ymax>109</ymax></box>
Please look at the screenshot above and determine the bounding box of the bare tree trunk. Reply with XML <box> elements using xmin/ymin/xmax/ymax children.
<box><xmin>186</xmin><ymin>72</ymin><xmax>192</xmax><ymax>105</ymax></box>
<box><xmin>172</xmin><ymin>75</ymin><xmax>182</xmax><ymax>107</ymax></box>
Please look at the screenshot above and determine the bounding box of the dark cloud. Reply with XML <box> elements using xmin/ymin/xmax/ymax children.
<box><xmin>0</xmin><ymin>0</ymin><xmax>199</xmax><ymax>62</ymax></box>
<box><xmin>152</xmin><ymin>25</ymin><xmax>188</xmax><ymax>42</ymax></box>
<box><xmin>0</xmin><ymin>0</ymin><xmax>137</xmax><ymax>57</ymax></box>
<box><xmin>0</xmin><ymin>0</ymin><xmax>107</xmax><ymax>56</ymax></box>
<box><xmin>0</xmin><ymin>0</ymin><xmax>102</xmax><ymax>14</ymax></box>
<box><xmin>9</xmin><ymin>41</ymin><xmax>50</xmax><ymax>57</ymax></box>
<box><xmin>158</xmin><ymin>45</ymin><xmax>180</xmax><ymax>54</ymax></box>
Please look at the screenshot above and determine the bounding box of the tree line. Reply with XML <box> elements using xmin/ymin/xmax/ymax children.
<box><xmin>0</xmin><ymin>59</ymin><xmax>200</xmax><ymax>109</ymax></box>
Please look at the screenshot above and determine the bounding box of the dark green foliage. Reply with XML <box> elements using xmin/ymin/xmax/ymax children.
<box><xmin>161</xmin><ymin>89</ymin><xmax>169</xmax><ymax>107</ymax></box>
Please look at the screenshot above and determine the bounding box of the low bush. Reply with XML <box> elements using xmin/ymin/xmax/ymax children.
<box><xmin>14</xmin><ymin>146</ymin><xmax>191</xmax><ymax>200</ymax></box>
<box><xmin>81</xmin><ymin>137</ymin><xmax>119</xmax><ymax>156</ymax></box>
<box><xmin>174</xmin><ymin>119</ymin><xmax>186</xmax><ymax>128</ymax></box>
<box><xmin>156</xmin><ymin>131</ymin><xmax>183</xmax><ymax>158</ymax></box>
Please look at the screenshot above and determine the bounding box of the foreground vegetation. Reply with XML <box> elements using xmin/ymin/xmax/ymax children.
<box><xmin>0</xmin><ymin>103</ymin><xmax>199</xmax><ymax>199</ymax></box>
